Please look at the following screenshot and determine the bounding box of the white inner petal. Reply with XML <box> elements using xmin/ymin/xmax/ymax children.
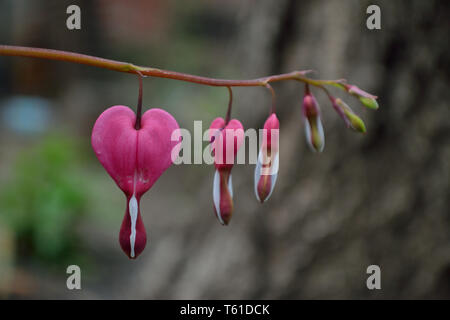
<box><xmin>303</xmin><ymin>118</ymin><xmax>314</xmax><ymax>152</ymax></box>
<box><xmin>265</xmin><ymin>152</ymin><xmax>279</xmax><ymax>202</ymax></box>
<box><xmin>129</xmin><ymin>194</ymin><xmax>138</xmax><ymax>258</ymax></box>
<box><xmin>228</xmin><ymin>173</ymin><xmax>233</xmax><ymax>199</ymax></box>
<box><xmin>254</xmin><ymin>149</ymin><xmax>263</xmax><ymax>202</ymax></box>
<box><xmin>213</xmin><ymin>169</ymin><xmax>225</xmax><ymax>225</ymax></box>
<box><xmin>254</xmin><ymin>149</ymin><xmax>279</xmax><ymax>202</ymax></box>
<box><xmin>315</xmin><ymin>117</ymin><xmax>325</xmax><ymax>152</ymax></box>
<box><xmin>129</xmin><ymin>171</ymin><xmax>139</xmax><ymax>258</ymax></box>
<box><xmin>271</xmin><ymin>151</ymin><xmax>279</xmax><ymax>176</ymax></box>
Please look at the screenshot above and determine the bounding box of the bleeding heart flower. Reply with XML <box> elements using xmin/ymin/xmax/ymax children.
<box><xmin>255</xmin><ymin>113</ymin><xmax>279</xmax><ymax>203</ymax></box>
<box><xmin>302</xmin><ymin>86</ymin><xmax>325</xmax><ymax>152</ymax></box>
<box><xmin>91</xmin><ymin>105</ymin><xmax>180</xmax><ymax>259</ymax></box>
<box><xmin>209</xmin><ymin>117</ymin><xmax>244</xmax><ymax>225</ymax></box>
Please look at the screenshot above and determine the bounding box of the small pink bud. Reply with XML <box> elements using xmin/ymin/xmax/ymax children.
<box><xmin>91</xmin><ymin>106</ymin><xmax>180</xmax><ymax>259</ymax></box>
<box><xmin>302</xmin><ymin>87</ymin><xmax>325</xmax><ymax>152</ymax></box>
<box><xmin>255</xmin><ymin>113</ymin><xmax>279</xmax><ymax>203</ymax></box>
<box><xmin>209</xmin><ymin>117</ymin><xmax>244</xmax><ymax>225</ymax></box>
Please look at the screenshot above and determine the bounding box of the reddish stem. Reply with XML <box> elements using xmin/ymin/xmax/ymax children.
<box><xmin>0</xmin><ymin>45</ymin><xmax>312</xmax><ymax>88</ymax></box>
<box><xmin>225</xmin><ymin>87</ymin><xmax>233</xmax><ymax>124</ymax></box>
<box><xmin>265</xmin><ymin>83</ymin><xmax>276</xmax><ymax>114</ymax></box>
<box><xmin>135</xmin><ymin>71</ymin><xmax>143</xmax><ymax>130</ymax></box>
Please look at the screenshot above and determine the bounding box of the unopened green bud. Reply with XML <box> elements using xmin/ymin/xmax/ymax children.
<box><xmin>333</xmin><ymin>98</ymin><xmax>366</xmax><ymax>133</ymax></box>
<box><xmin>344</xmin><ymin>84</ymin><xmax>379</xmax><ymax>110</ymax></box>
<box><xmin>359</xmin><ymin>97</ymin><xmax>379</xmax><ymax>110</ymax></box>
<box><xmin>345</xmin><ymin>110</ymin><xmax>366</xmax><ymax>133</ymax></box>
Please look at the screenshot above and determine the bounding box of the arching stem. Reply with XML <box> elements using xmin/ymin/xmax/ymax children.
<box><xmin>0</xmin><ymin>45</ymin><xmax>315</xmax><ymax>88</ymax></box>
<box><xmin>265</xmin><ymin>83</ymin><xmax>276</xmax><ymax>114</ymax></box>
<box><xmin>0</xmin><ymin>45</ymin><xmax>366</xmax><ymax>114</ymax></box>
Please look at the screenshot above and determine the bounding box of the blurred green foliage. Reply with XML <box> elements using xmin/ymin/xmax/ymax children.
<box><xmin>0</xmin><ymin>135</ymin><xmax>88</xmax><ymax>265</ymax></box>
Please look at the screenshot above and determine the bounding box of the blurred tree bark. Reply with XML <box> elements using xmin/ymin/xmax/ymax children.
<box><xmin>114</xmin><ymin>0</ymin><xmax>449</xmax><ymax>299</ymax></box>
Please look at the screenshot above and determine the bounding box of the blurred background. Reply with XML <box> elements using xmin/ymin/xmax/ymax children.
<box><xmin>0</xmin><ymin>0</ymin><xmax>449</xmax><ymax>299</ymax></box>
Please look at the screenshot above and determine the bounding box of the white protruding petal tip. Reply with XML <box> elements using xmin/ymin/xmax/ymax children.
<box><xmin>316</xmin><ymin>117</ymin><xmax>325</xmax><ymax>152</ymax></box>
<box><xmin>129</xmin><ymin>194</ymin><xmax>138</xmax><ymax>258</ymax></box>
<box><xmin>265</xmin><ymin>152</ymin><xmax>279</xmax><ymax>202</ymax></box>
<box><xmin>254</xmin><ymin>149</ymin><xmax>279</xmax><ymax>203</ymax></box>
<box><xmin>254</xmin><ymin>149</ymin><xmax>263</xmax><ymax>202</ymax></box>
<box><xmin>303</xmin><ymin>117</ymin><xmax>325</xmax><ymax>153</ymax></box>
<box><xmin>213</xmin><ymin>169</ymin><xmax>225</xmax><ymax>225</ymax></box>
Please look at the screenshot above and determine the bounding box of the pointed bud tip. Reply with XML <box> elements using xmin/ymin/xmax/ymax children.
<box><xmin>119</xmin><ymin>236</ymin><xmax>146</xmax><ymax>260</ymax></box>
<box><xmin>257</xmin><ymin>178</ymin><xmax>270</xmax><ymax>203</ymax></box>
<box><xmin>222</xmin><ymin>215</ymin><xmax>231</xmax><ymax>225</ymax></box>
<box><xmin>265</xmin><ymin>113</ymin><xmax>280</xmax><ymax>129</ymax></box>
<box><xmin>359</xmin><ymin>97</ymin><xmax>379</xmax><ymax>110</ymax></box>
<box><xmin>214</xmin><ymin>205</ymin><xmax>232</xmax><ymax>225</ymax></box>
<box><xmin>346</xmin><ymin>111</ymin><xmax>367</xmax><ymax>133</ymax></box>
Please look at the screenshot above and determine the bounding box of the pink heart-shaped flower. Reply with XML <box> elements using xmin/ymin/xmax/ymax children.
<box><xmin>92</xmin><ymin>105</ymin><xmax>179</xmax><ymax>259</ymax></box>
<box><xmin>209</xmin><ymin>117</ymin><xmax>244</xmax><ymax>225</ymax></box>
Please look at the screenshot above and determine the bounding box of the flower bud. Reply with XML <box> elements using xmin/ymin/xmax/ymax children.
<box><xmin>302</xmin><ymin>88</ymin><xmax>324</xmax><ymax>152</ymax></box>
<box><xmin>209</xmin><ymin>117</ymin><xmax>244</xmax><ymax>225</ymax></box>
<box><xmin>332</xmin><ymin>98</ymin><xmax>366</xmax><ymax>133</ymax></box>
<box><xmin>254</xmin><ymin>113</ymin><xmax>279</xmax><ymax>203</ymax></box>
<box><xmin>359</xmin><ymin>97</ymin><xmax>379</xmax><ymax>110</ymax></box>
<box><xmin>345</xmin><ymin>84</ymin><xmax>379</xmax><ymax>110</ymax></box>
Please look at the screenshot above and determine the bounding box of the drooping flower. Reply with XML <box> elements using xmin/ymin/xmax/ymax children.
<box><xmin>91</xmin><ymin>105</ymin><xmax>180</xmax><ymax>259</ymax></box>
<box><xmin>302</xmin><ymin>85</ymin><xmax>325</xmax><ymax>152</ymax></box>
<box><xmin>254</xmin><ymin>113</ymin><xmax>280</xmax><ymax>203</ymax></box>
<box><xmin>331</xmin><ymin>97</ymin><xmax>366</xmax><ymax>133</ymax></box>
<box><xmin>209</xmin><ymin>117</ymin><xmax>244</xmax><ymax>225</ymax></box>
